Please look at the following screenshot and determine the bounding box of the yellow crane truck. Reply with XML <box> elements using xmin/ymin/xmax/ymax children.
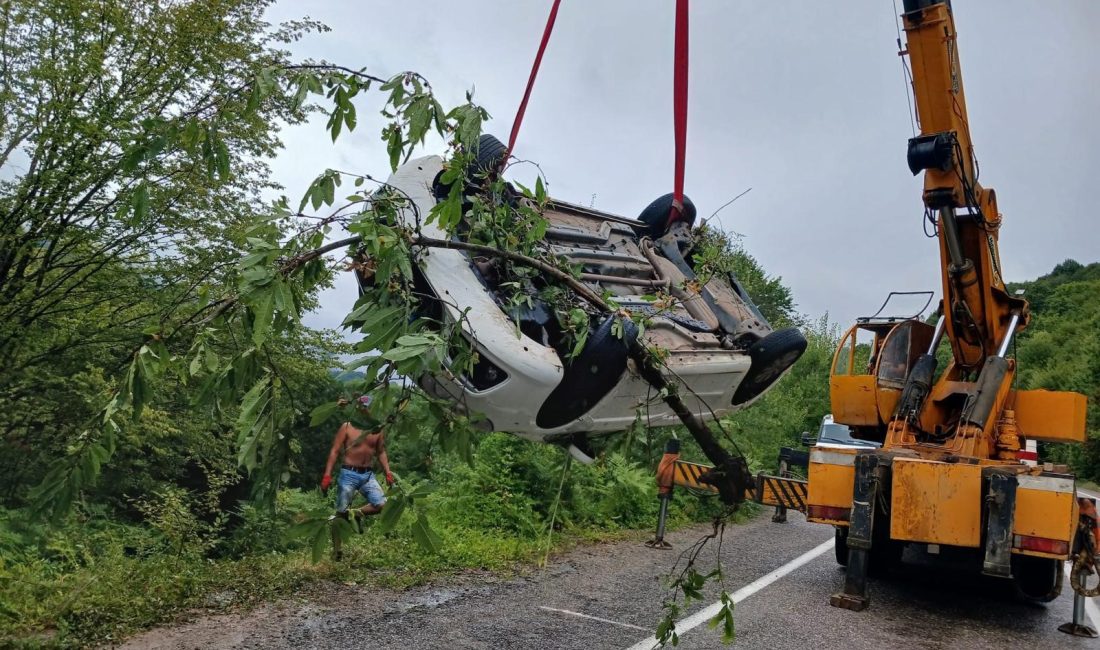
<box><xmin>806</xmin><ymin>0</ymin><xmax>1088</xmax><ymax>610</ymax></box>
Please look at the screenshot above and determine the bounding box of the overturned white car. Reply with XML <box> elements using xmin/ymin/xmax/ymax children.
<box><xmin>359</xmin><ymin>135</ymin><xmax>806</xmax><ymax>447</ymax></box>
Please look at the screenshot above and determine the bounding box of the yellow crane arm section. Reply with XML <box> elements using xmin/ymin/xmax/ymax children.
<box><xmin>901</xmin><ymin>0</ymin><xmax>1026</xmax><ymax>370</ymax></box>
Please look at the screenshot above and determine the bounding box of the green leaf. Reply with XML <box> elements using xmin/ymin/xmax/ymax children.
<box><xmin>407</xmin><ymin>97</ymin><xmax>431</xmax><ymax>145</ymax></box>
<box><xmin>215</xmin><ymin>139</ymin><xmax>231</xmax><ymax>180</ymax></box>
<box><xmin>189</xmin><ymin>347</ymin><xmax>203</xmax><ymax>376</ymax></box>
<box><xmin>382</xmin><ymin>344</ymin><xmax>430</xmax><ymax>362</ymax></box>
<box><xmin>235</xmin><ymin>375</ymin><xmax>272</xmax><ymax>473</ymax></box>
<box><xmin>458</xmin><ymin>106</ymin><xmax>482</xmax><ymax>145</ymax></box>
<box><xmin>403</xmin><ymin>482</ymin><xmax>436</xmax><ymax>499</ymax></box>
<box><xmin>89</xmin><ymin>443</ymin><xmax>110</xmax><ymax>465</ymax></box>
<box><xmin>323</xmin><ymin>175</ymin><xmax>336</xmax><ymax>206</ymax></box>
<box><xmin>251</xmin><ymin>292</ymin><xmax>276</xmax><ymax>346</ymax></box>
<box><xmin>246</xmin><ymin>76</ymin><xmax>263</xmax><ymax>113</ymax></box>
<box><xmin>410</xmin><ymin>512</ymin><xmax>444</xmax><ymax>554</ymax></box>
<box><xmin>431</xmin><ymin>98</ymin><xmax>447</xmax><ymax>135</ymax></box>
<box><xmin>126</xmin><ymin>352</ymin><xmax>149</xmax><ymax>421</ymax></box>
<box><xmin>378</xmin><ymin>494</ymin><xmax>407</xmax><ymax>533</ymax></box>
<box><xmin>292</xmin><ymin>79</ymin><xmax>310</xmax><ymax>111</ymax></box>
<box><xmin>311</xmin><ymin>520</ymin><xmax>329</xmax><ymax>563</ymax></box>
<box><xmin>237</xmin><ymin>374</ymin><xmax>271</xmax><ymax>429</ymax></box>
<box><xmin>274</xmin><ymin>280</ymin><xmax>296</xmax><ymax>318</ymax></box>
<box><xmin>121</xmin><ymin>143</ymin><xmax>146</xmax><ymax>172</ymax></box>
<box><xmin>131</xmin><ymin>183</ymin><xmax>149</xmax><ymax>222</ymax></box>
<box><xmin>342</xmin><ymin>299</ymin><xmax>380</xmax><ymax>326</ymax></box>
<box><xmin>386</xmin><ymin>127</ymin><xmax>402</xmax><ymax>171</ymax></box>
<box><xmin>344</xmin><ymin>100</ymin><xmax>357</xmax><ymax>132</ymax></box>
<box><xmin>285</xmin><ymin>516</ymin><xmax>325</xmax><ymax>541</ymax></box>
<box><xmin>329</xmin><ymin>108</ymin><xmax>343</xmax><ymax>141</ymax></box>
<box><xmin>429</xmin><ymin>182</ymin><xmax>463</xmax><ymax>229</ymax></box>
<box><xmin>707</xmin><ymin>597</ymin><xmax>736</xmax><ymax>644</ymax></box>
<box><xmin>535</xmin><ymin>176</ymin><xmax>546</xmax><ymax>204</ymax></box>
<box><xmin>309</xmin><ymin>401</ymin><xmax>339</xmax><ymax>427</ymax></box>
<box><xmin>205</xmin><ymin>345</ymin><xmax>219</xmax><ymax>372</ymax></box>
<box><xmin>80</xmin><ymin>451</ymin><xmax>98</xmax><ymax>482</ymax></box>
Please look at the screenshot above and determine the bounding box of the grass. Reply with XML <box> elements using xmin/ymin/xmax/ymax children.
<box><xmin>0</xmin><ymin>492</ymin><xmax>733</xmax><ymax>648</ymax></box>
<box><xmin>0</xmin><ymin>429</ymin><xmax>766</xmax><ymax>649</ymax></box>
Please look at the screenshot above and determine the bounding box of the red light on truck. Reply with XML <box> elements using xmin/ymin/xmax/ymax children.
<box><xmin>1013</xmin><ymin>534</ymin><xmax>1069</xmax><ymax>556</ymax></box>
<box><xmin>807</xmin><ymin>505</ymin><xmax>851</xmax><ymax>522</ymax></box>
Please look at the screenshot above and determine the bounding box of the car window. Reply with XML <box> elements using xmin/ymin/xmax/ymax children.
<box><xmin>819</xmin><ymin>423</ymin><xmax>852</xmax><ymax>442</ymax></box>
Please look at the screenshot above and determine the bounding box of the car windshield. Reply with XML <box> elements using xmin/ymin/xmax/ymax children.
<box><xmin>822</xmin><ymin>422</ymin><xmax>880</xmax><ymax>448</ymax></box>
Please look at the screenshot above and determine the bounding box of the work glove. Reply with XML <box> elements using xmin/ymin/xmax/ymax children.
<box><xmin>321</xmin><ymin>473</ymin><xmax>332</xmax><ymax>493</ymax></box>
<box><xmin>385</xmin><ymin>472</ymin><xmax>394</xmax><ymax>487</ymax></box>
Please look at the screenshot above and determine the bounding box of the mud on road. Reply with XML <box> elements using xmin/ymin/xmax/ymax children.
<box><xmin>119</xmin><ymin>510</ymin><xmax>1098</xmax><ymax>650</ymax></box>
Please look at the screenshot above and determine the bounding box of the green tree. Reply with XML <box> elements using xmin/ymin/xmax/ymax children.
<box><xmin>1010</xmin><ymin>261</ymin><xmax>1100</xmax><ymax>478</ymax></box>
<box><xmin>0</xmin><ymin>0</ymin><xmax>310</xmax><ymax>375</ymax></box>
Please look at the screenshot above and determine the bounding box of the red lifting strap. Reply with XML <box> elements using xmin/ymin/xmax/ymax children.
<box><xmin>668</xmin><ymin>0</ymin><xmax>689</xmax><ymax>227</ymax></box>
<box><xmin>508</xmin><ymin>0</ymin><xmax>562</xmax><ymax>157</ymax></box>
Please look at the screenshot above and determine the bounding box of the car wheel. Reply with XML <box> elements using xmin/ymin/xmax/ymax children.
<box><xmin>730</xmin><ymin>327</ymin><xmax>808</xmax><ymax>406</ymax></box>
<box><xmin>637</xmin><ymin>193</ymin><xmax>697</xmax><ymax>238</ymax></box>
<box><xmin>467</xmin><ymin>133</ymin><xmax>509</xmax><ymax>180</ymax></box>
<box><xmin>536</xmin><ymin>317</ymin><xmax>636</xmax><ymax>429</ymax></box>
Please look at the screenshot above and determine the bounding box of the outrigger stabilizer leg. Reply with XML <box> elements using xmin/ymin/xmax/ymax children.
<box><xmin>646</xmin><ymin>439</ymin><xmax>680</xmax><ymax>549</ymax></box>
<box><xmin>830</xmin><ymin>453</ymin><xmax>880</xmax><ymax>611</ymax></box>
<box><xmin>1059</xmin><ymin>586</ymin><xmax>1099</xmax><ymax>638</ymax></box>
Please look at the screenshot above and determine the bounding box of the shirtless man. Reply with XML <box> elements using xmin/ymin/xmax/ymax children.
<box><xmin>321</xmin><ymin>395</ymin><xmax>394</xmax><ymax>517</ymax></box>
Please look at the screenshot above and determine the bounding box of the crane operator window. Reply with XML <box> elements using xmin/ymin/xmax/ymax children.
<box><xmin>876</xmin><ymin>326</ymin><xmax>911</xmax><ymax>387</ymax></box>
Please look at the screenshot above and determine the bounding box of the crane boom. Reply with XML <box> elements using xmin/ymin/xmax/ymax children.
<box><xmin>901</xmin><ymin>0</ymin><xmax>1026</xmax><ymax>369</ymax></box>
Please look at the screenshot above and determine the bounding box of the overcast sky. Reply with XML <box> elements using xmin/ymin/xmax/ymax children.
<box><xmin>264</xmin><ymin>1</ymin><xmax>1100</xmax><ymax>334</ymax></box>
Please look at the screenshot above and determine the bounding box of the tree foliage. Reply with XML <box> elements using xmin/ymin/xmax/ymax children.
<box><xmin>0</xmin><ymin>0</ymin><xmax>335</xmax><ymax>512</ymax></box>
<box><xmin>1009</xmin><ymin>260</ymin><xmax>1100</xmax><ymax>477</ymax></box>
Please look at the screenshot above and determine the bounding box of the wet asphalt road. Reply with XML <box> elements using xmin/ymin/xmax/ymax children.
<box><xmin>124</xmin><ymin>508</ymin><xmax>1099</xmax><ymax>650</ymax></box>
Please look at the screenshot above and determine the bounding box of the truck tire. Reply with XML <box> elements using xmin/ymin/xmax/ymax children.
<box><xmin>835</xmin><ymin>527</ymin><xmax>849</xmax><ymax>566</ymax></box>
<box><xmin>1013</xmin><ymin>555</ymin><xmax>1063</xmax><ymax>602</ymax></box>
<box><xmin>868</xmin><ymin>538</ymin><xmax>905</xmax><ymax>576</ymax></box>
<box><xmin>731</xmin><ymin>327</ymin><xmax>808</xmax><ymax>406</ymax></box>
<box><xmin>835</xmin><ymin>525</ymin><xmax>901</xmax><ymax>573</ymax></box>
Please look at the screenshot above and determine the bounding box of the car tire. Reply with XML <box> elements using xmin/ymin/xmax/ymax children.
<box><xmin>536</xmin><ymin>317</ymin><xmax>636</xmax><ymax>429</ymax></box>
<box><xmin>467</xmin><ymin>133</ymin><xmax>509</xmax><ymax>180</ymax></box>
<box><xmin>637</xmin><ymin>193</ymin><xmax>697</xmax><ymax>238</ymax></box>
<box><xmin>730</xmin><ymin>327</ymin><xmax>808</xmax><ymax>406</ymax></box>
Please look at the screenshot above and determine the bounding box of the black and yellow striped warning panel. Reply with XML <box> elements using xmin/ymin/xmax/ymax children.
<box><xmin>673</xmin><ymin>461</ymin><xmax>719</xmax><ymax>493</ymax></box>
<box><xmin>753</xmin><ymin>473</ymin><xmax>808</xmax><ymax>513</ymax></box>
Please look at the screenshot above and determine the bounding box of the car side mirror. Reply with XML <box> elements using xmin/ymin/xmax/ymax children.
<box><xmin>800</xmin><ymin>431</ymin><xmax>817</xmax><ymax>446</ymax></box>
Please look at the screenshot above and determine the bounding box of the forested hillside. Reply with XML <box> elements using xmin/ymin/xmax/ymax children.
<box><xmin>1009</xmin><ymin>260</ymin><xmax>1100</xmax><ymax>477</ymax></box>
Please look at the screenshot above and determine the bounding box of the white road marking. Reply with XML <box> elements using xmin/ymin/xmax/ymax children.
<box><xmin>538</xmin><ymin>606</ymin><xmax>649</xmax><ymax>631</ymax></box>
<box><xmin>625</xmin><ymin>536</ymin><xmax>834</xmax><ymax>650</ymax></box>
